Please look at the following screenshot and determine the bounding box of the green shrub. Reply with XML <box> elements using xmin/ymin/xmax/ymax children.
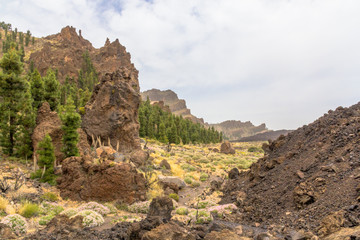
<box><xmin>184</xmin><ymin>177</ymin><xmax>192</xmax><ymax>185</ymax></box>
<box><xmin>60</xmin><ymin>208</ymin><xmax>77</xmax><ymax>218</ymax></box>
<box><xmin>19</xmin><ymin>202</ymin><xmax>40</xmax><ymax>218</ymax></box>
<box><xmin>128</xmin><ymin>201</ymin><xmax>150</xmax><ymax>214</ymax></box>
<box><xmin>181</xmin><ymin>164</ymin><xmax>196</xmax><ymax>172</ymax></box>
<box><xmin>39</xmin><ymin>214</ymin><xmax>55</xmax><ymax>225</ymax></box>
<box><xmin>175</xmin><ymin>207</ymin><xmax>188</xmax><ymax>215</ymax></box>
<box><xmin>199</xmin><ymin>173</ymin><xmax>209</xmax><ymax>182</ymax></box>
<box><xmin>39</xmin><ymin>202</ymin><xmax>64</xmax><ymax>216</ymax></box>
<box><xmin>169</xmin><ymin>193</ymin><xmax>179</xmax><ymax>202</ymax></box>
<box><xmin>248</xmin><ymin>146</ymin><xmax>263</xmax><ymax>153</ymax></box>
<box><xmin>77</xmin><ymin>202</ymin><xmax>110</xmax><ymax>216</ymax></box>
<box><xmin>0</xmin><ymin>214</ymin><xmax>28</xmax><ymax>235</ymax></box>
<box><xmin>189</xmin><ymin>210</ymin><xmax>213</xmax><ymax>224</ymax></box>
<box><xmin>191</xmin><ymin>181</ymin><xmax>200</xmax><ymax>188</ymax></box>
<box><xmin>41</xmin><ymin>192</ymin><xmax>58</xmax><ymax>202</ymax></box>
<box><xmin>71</xmin><ymin>210</ymin><xmax>104</xmax><ymax>228</ymax></box>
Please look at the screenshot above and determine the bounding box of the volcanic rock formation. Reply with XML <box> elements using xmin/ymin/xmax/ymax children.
<box><xmin>222</xmin><ymin>102</ymin><xmax>360</xmax><ymax>237</ymax></box>
<box><xmin>81</xmin><ymin>69</ymin><xmax>141</xmax><ymax>153</ymax></box>
<box><xmin>57</xmin><ymin>155</ymin><xmax>146</xmax><ymax>203</ymax></box>
<box><xmin>32</xmin><ymin>102</ymin><xmax>90</xmax><ymax>164</ymax></box>
<box><xmin>210</xmin><ymin>120</ymin><xmax>268</xmax><ymax>141</ymax></box>
<box><xmin>141</xmin><ymin>89</ymin><xmax>204</xmax><ymax>124</ymax></box>
<box><xmin>28</xmin><ymin>26</ymin><xmax>138</xmax><ymax>89</ymax></box>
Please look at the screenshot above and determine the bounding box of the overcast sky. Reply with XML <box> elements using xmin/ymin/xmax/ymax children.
<box><xmin>1</xmin><ymin>0</ymin><xmax>360</xmax><ymax>130</ymax></box>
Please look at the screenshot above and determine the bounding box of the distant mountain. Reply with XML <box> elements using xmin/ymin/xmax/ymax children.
<box><xmin>141</xmin><ymin>89</ymin><xmax>285</xmax><ymax>140</ymax></box>
<box><xmin>234</xmin><ymin>129</ymin><xmax>293</xmax><ymax>142</ymax></box>
<box><xmin>141</xmin><ymin>89</ymin><xmax>204</xmax><ymax>124</ymax></box>
<box><xmin>209</xmin><ymin>120</ymin><xmax>269</xmax><ymax>141</ymax></box>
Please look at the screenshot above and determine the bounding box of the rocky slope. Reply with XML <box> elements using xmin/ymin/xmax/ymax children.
<box><xmin>222</xmin><ymin>102</ymin><xmax>360</xmax><ymax>237</ymax></box>
<box><xmin>235</xmin><ymin>129</ymin><xmax>293</xmax><ymax>142</ymax></box>
<box><xmin>141</xmin><ymin>89</ymin><xmax>204</xmax><ymax>124</ymax></box>
<box><xmin>210</xmin><ymin>120</ymin><xmax>268</xmax><ymax>141</ymax></box>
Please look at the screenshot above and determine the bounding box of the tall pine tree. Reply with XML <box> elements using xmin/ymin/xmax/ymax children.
<box><xmin>60</xmin><ymin>97</ymin><xmax>81</xmax><ymax>158</ymax></box>
<box><xmin>0</xmin><ymin>45</ymin><xmax>31</xmax><ymax>156</ymax></box>
<box><xmin>43</xmin><ymin>69</ymin><xmax>60</xmax><ymax>111</ymax></box>
<box><xmin>29</xmin><ymin>69</ymin><xmax>44</xmax><ymax>109</ymax></box>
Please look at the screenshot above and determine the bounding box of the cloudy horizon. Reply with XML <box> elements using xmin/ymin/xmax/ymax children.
<box><xmin>1</xmin><ymin>0</ymin><xmax>359</xmax><ymax>130</ymax></box>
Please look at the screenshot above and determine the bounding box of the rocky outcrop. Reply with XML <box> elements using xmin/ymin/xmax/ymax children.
<box><xmin>222</xmin><ymin>102</ymin><xmax>360</xmax><ymax>236</ymax></box>
<box><xmin>57</xmin><ymin>156</ymin><xmax>146</xmax><ymax>203</ymax></box>
<box><xmin>210</xmin><ymin>120</ymin><xmax>268</xmax><ymax>141</ymax></box>
<box><xmin>28</xmin><ymin>26</ymin><xmax>138</xmax><ymax>89</ymax></box>
<box><xmin>141</xmin><ymin>89</ymin><xmax>204</xmax><ymax>124</ymax></box>
<box><xmin>32</xmin><ymin>102</ymin><xmax>90</xmax><ymax>164</ymax></box>
<box><xmin>81</xmin><ymin>69</ymin><xmax>141</xmax><ymax>153</ymax></box>
<box><xmin>220</xmin><ymin>141</ymin><xmax>235</xmax><ymax>154</ymax></box>
<box><xmin>236</xmin><ymin>129</ymin><xmax>293</xmax><ymax>142</ymax></box>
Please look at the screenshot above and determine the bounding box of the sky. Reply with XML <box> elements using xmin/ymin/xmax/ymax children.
<box><xmin>1</xmin><ymin>0</ymin><xmax>360</xmax><ymax>130</ymax></box>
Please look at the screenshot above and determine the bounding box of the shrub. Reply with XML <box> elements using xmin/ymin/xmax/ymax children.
<box><xmin>0</xmin><ymin>214</ymin><xmax>28</xmax><ymax>235</ymax></box>
<box><xmin>184</xmin><ymin>177</ymin><xmax>192</xmax><ymax>185</ymax></box>
<box><xmin>71</xmin><ymin>210</ymin><xmax>104</xmax><ymax>228</ymax></box>
<box><xmin>191</xmin><ymin>181</ymin><xmax>200</xmax><ymax>188</ymax></box>
<box><xmin>60</xmin><ymin>208</ymin><xmax>77</xmax><ymax>218</ymax></box>
<box><xmin>208</xmin><ymin>204</ymin><xmax>238</xmax><ymax>218</ymax></box>
<box><xmin>189</xmin><ymin>210</ymin><xmax>213</xmax><ymax>224</ymax></box>
<box><xmin>181</xmin><ymin>164</ymin><xmax>196</xmax><ymax>172</ymax></box>
<box><xmin>19</xmin><ymin>202</ymin><xmax>40</xmax><ymax>218</ymax></box>
<box><xmin>128</xmin><ymin>201</ymin><xmax>150</xmax><ymax>214</ymax></box>
<box><xmin>39</xmin><ymin>202</ymin><xmax>64</xmax><ymax>216</ymax></box>
<box><xmin>169</xmin><ymin>193</ymin><xmax>179</xmax><ymax>202</ymax></box>
<box><xmin>38</xmin><ymin>214</ymin><xmax>55</xmax><ymax>225</ymax></box>
<box><xmin>248</xmin><ymin>146</ymin><xmax>262</xmax><ymax>153</ymax></box>
<box><xmin>175</xmin><ymin>207</ymin><xmax>188</xmax><ymax>215</ymax></box>
<box><xmin>41</xmin><ymin>192</ymin><xmax>58</xmax><ymax>202</ymax></box>
<box><xmin>0</xmin><ymin>196</ymin><xmax>8</xmax><ymax>211</ymax></box>
<box><xmin>77</xmin><ymin>201</ymin><xmax>110</xmax><ymax>216</ymax></box>
<box><xmin>199</xmin><ymin>173</ymin><xmax>209</xmax><ymax>182</ymax></box>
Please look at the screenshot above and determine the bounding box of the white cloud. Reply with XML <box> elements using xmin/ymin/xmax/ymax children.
<box><xmin>1</xmin><ymin>0</ymin><xmax>360</xmax><ymax>129</ymax></box>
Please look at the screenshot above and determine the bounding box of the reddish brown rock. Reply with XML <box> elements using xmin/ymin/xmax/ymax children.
<box><xmin>32</xmin><ymin>102</ymin><xmax>64</xmax><ymax>164</ymax></box>
<box><xmin>32</xmin><ymin>102</ymin><xmax>90</xmax><ymax>164</ymax></box>
<box><xmin>28</xmin><ymin>26</ymin><xmax>138</xmax><ymax>88</ymax></box>
<box><xmin>57</xmin><ymin>156</ymin><xmax>146</xmax><ymax>203</ymax></box>
<box><xmin>220</xmin><ymin>141</ymin><xmax>235</xmax><ymax>154</ymax></box>
<box><xmin>81</xmin><ymin>69</ymin><xmax>141</xmax><ymax>153</ymax></box>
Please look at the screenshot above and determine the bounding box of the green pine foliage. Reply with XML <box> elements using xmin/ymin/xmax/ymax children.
<box><xmin>0</xmin><ymin>45</ymin><xmax>35</xmax><ymax>156</ymax></box>
<box><xmin>78</xmin><ymin>51</ymin><xmax>98</xmax><ymax>92</ymax></box>
<box><xmin>32</xmin><ymin>134</ymin><xmax>56</xmax><ymax>184</ymax></box>
<box><xmin>139</xmin><ymin>99</ymin><xmax>222</xmax><ymax>144</ymax></box>
<box><xmin>29</xmin><ymin>69</ymin><xmax>45</xmax><ymax>109</ymax></box>
<box><xmin>43</xmin><ymin>69</ymin><xmax>60</xmax><ymax>111</ymax></box>
<box><xmin>60</xmin><ymin>97</ymin><xmax>81</xmax><ymax>158</ymax></box>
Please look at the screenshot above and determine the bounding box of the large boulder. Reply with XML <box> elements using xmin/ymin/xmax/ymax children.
<box><xmin>81</xmin><ymin>69</ymin><xmax>141</xmax><ymax>153</ymax></box>
<box><xmin>158</xmin><ymin>176</ymin><xmax>187</xmax><ymax>189</ymax></box>
<box><xmin>220</xmin><ymin>141</ymin><xmax>235</xmax><ymax>154</ymax></box>
<box><xmin>32</xmin><ymin>102</ymin><xmax>90</xmax><ymax>164</ymax></box>
<box><xmin>147</xmin><ymin>196</ymin><xmax>174</xmax><ymax>222</ymax></box>
<box><xmin>57</xmin><ymin>156</ymin><xmax>146</xmax><ymax>203</ymax></box>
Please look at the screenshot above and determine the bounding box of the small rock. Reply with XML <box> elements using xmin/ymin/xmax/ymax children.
<box><xmin>229</xmin><ymin>168</ymin><xmax>240</xmax><ymax>180</ymax></box>
<box><xmin>158</xmin><ymin>176</ymin><xmax>186</xmax><ymax>189</ymax></box>
<box><xmin>160</xmin><ymin>159</ymin><xmax>171</xmax><ymax>170</ymax></box>
<box><xmin>220</xmin><ymin>141</ymin><xmax>236</xmax><ymax>154</ymax></box>
<box><xmin>296</xmin><ymin>170</ymin><xmax>305</xmax><ymax>179</ymax></box>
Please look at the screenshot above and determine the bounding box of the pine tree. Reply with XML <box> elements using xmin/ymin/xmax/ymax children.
<box><xmin>29</xmin><ymin>69</ymin><xmax>44</xmax><ymax>109</ymax></box>
<box><xmin>32</xmin><ymin>134</ymin><xmax>56</xmax><ymax>184</ymax></box>
<box><xmin>43</xmin><ymin>69</ymin><xmax>60</xmax><ymax>111</ymax></box>
<box><xmin>158</xmin><ymin>122</ymin><xmax>168</xmax><ymax>143</ymax></box>
<box><xmin>25</xmin><ymin>30</ymin><xmax>30</xmax><ymax>46</ymax></box>
<box><xmin>0</xmin><ymin>45</ymin><xmax>28</xmax><ymax>156</ymax></box>
<box><xmin>15</xmin><ymin>85</ymin><xmax>36</xmax><ymax>159</ymax></box>
<box><xmin>60</xmin><ymin>97</ymin><xmax>81</xmax><ymax>158</ymax></box>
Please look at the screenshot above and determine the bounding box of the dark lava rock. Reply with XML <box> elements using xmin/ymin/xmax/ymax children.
<box><xmin>228</xmin><ymin>168</ymin><xmax>240</xmax><ymax>180</ymax></box>
<box><xmin>222</xmin><ymin>102</ymin><xmax>360</xmax><ymax>236</ymax></box>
